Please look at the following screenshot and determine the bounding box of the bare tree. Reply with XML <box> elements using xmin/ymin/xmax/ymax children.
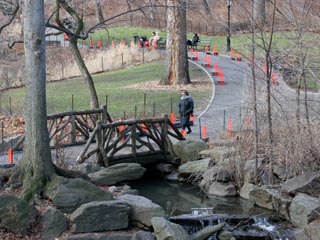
<box><xmin>160</xmin><ymin>0</ymin><xmax>190</xmax><ymax>85</ymax></box>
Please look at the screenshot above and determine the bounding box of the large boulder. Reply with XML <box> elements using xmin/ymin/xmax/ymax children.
<box><xmin>151</xmin><ymin>217</ymin><xmax>190</xmax><ymax>240</ymax></box>
<box><xmin>71</xmin><ymin>163</ymin><xmax>103</xmax><ymax>175</ymax></box>
<box><xmin>89</xmin><ymin>163</ymin><xmax>146</xmax><ymax>185</ymax></box>
<box><xmin>70</xmin><ymin>200</ymin><xmax>130</xmax><ymax>233</ymax></box>
<box><xmin>207</xmin><ymin>181</ymin><xmax>237</xmax><ymax>197</ymax></box>
<box><xmin>243</xmin><ymin>159</ymin><xmax>262</xmax><ymax>184</ymax></box>
<box><xmin>0</xmin><ymin>195</ymin><xmax>38</xmax><ymax>235</ymax></box>
<box><xmin>213</xmin><ymin>138</ymin><xmax>237</xmax><ymax>147</ymax></box>
<box><xmin>306</xmin><ymin>219</ymin><xmax>320</xmax><ymax>240</ymax></box>
<box><xmin>249</xmin><ymin>185</ymin><xmax>291</xmax><ymax>218</ymax></box>
<box><xmin>178</xmin><ymin>158</ymin><xmax>215</xmax><ymax>176</ymax></box>
<box><xmin>199</xmin><ymin>166</ymin><xmax>233</xmax><ymax>192</ymax></box>
<box><xmin>173</xmin><ymin>140</ymin><xmax>209</xmax><ymax>163</ymax></box>
<box><xmin>66</xmin><ymin>232</ymin><xmax>132</xmax><ymax>240</ymax></box>
<box><xmin>240</xmin><ymin>183</ymin><xmax>258</xmax><ymax>200</ymax></box>
<box><xmin>118</xmin><ymin>194</ymin><xmax>166</xmax><ymax>227</ymax></box>
<box><xmin>41</xmin><ymin>206</ymin><xmax>68</xmax><ymax>240</ymax></box>
<box><xmin>131</xmin><ymin>231</ymin><xmax>155</xmax><ymax>240</ymax></box>
<box><xmin>289</xmin><ymin>193</ymin><xmax>320</xmax><ymax>228</ymax></box>
<box><xmin>281</xmin><ymin>173</ymin><xmax>320</xmax><ymax>198</ymax></box>
<box><xmin>190</xmin><ymin>223</ymin><xmax>226</xmax><ymax>240</ymax></box>
<box><xmin>199</xmin><ymin>147</ymin><xmax>237</xmax><ymax>161</ymax></box>
<box><xmin>46</xmin><ymin>176</ymin><xmax>113</xmax><ymax>213</ymax></box>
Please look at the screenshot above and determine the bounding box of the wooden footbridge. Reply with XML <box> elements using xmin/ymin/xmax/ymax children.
<box><xmin>13</xmin><ymin>106</ymin><xmax>184</xmax><ymax>166</ymax></box>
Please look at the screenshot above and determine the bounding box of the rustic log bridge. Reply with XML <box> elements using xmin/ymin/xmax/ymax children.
<box><xmin>12</xmin><ymin>107</ymin><xmax>184</xmax><ymax>167</ymax></box>
<box><xmin>76</xmin><ymin>115</ymin><xmax>185</xmax><ymax>167</ymax></box>
<box><xmin>13</xmin><ymin>106</ymin><xmax>111</xmax><ymax>151</ymax></box>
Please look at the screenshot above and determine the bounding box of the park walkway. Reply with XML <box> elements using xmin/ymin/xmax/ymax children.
<box><xmin>185</xmin><ymin>52</ymin><xmax>248</xmax><ymax>142</ymax></box>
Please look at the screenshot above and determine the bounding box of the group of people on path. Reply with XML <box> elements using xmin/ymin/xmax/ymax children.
<box><xmin>133</xmin><ymin>31</ymin><xmax>160</xmax><ymax>48</ymax></box>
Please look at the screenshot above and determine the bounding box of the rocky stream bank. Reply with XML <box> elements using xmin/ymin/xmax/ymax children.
<box><xmin>0</xmin><ymin>137</ymin><xmax>319</xmax><ymax>240</ymax></box>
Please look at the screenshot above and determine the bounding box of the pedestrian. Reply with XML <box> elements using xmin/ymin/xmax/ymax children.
<box><xmin>179</xmin><ymin>90</ymin><xmax>194</xmax><ymax>134</ymax></box>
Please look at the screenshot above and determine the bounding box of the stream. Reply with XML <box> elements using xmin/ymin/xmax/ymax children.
<box><xmin>131</xmin><ymin>179</ymin><xmax>301</xmax><ymax>240</ymax></box>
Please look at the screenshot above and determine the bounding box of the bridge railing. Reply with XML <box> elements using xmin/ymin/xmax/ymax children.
<box><xmin>12</xmin><ymin>106</ymin><xmax>112</xmax><ymax>151</ymax></box>
<box><xmin>76</xmin><ymin>115</ymin><xmax>184</xmax><ymax>166</ymax></box>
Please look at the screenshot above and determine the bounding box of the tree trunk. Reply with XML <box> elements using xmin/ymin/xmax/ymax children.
<box><xmin>55</xmin><ymin>0</ymin><xmax>100</xmax><ymax>109</ymax></box>
<box><xmin>160</xmin><ymin>0</ymin><xmax>190</xmax><ymax>85</ymax></box>
<box><xmin>253</xmin><ymin>0</ymin><xmax>265</xmax><ymax>27</ymax></box>
<box><xmin>94</xmin><ymin>0</ymin><xmax>104</xmax><ymax>24</ymax></box>
<box><xmin>18</xmin><ymin>0</ymin><xmax>55</xmax><ymax>201</ymax></box>
<box><xmin>69</xmin><ymin>38</ymin><xmax>99</xmax><ymax>109</ymax></box>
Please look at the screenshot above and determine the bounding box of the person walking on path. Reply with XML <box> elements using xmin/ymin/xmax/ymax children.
<box><xmin>179</xmin><ymin>90</ymin><xmax>194</xmax><ymax>134</ymax></box>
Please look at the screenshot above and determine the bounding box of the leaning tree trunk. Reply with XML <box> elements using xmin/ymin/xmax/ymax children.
<box><xmin>16</xmin><ymin>0</ymin><xmax>56</xmax><ymax>201</ymax></box>
<box><xmin>69</xmin><ymin>38</ymin><xmax>99</xmax><ymax>109</ymax></box>
<box><xmin>56</xmin><ymin>0</ymin><xmax>100</xmax><ymax>109</ymax></box>
<box><xmin>94</xmin><ymin>0</ymin><xmax>104</xmax><ymax>24</ymax></box>
<box><xmin>160</xmin><ymin>0</ymin><xmax>190</xmax><ymax>85</ymax></box>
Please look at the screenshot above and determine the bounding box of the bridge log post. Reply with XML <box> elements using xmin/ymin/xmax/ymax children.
<box><xmin>96</xmin><ymin>120</ymin><xmax>107</xmax><ymax>166</ymax></box>
<box><xmin>162</xmin><ymin>115</ymin><xmax>169</xmax><ymax>153</ymax></box>
<box><xmin>163</xmin><ymin>115</ymin><xmax>179</xmax><ymax>164</ymax></box>
<box><xmin>131</xmin><ymin>124</ymin><xmax>137</xmax><ymax>157</ymax></box>
<box><xmin>71</xmin><ymin>115</ymin><xmax>76</xmax><ymax>144</ymax></box>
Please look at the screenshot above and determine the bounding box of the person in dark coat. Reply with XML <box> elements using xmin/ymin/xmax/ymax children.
<box><xmin>179</xmin><ymin>90</ymin><xmax>194</xmax><ymax>134</ymax></box>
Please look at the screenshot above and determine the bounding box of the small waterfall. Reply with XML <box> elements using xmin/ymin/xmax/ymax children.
<box><xmin>171</xmin><ymin>212</ymin><xmax>299</xmax><ymax>240</ymax></box>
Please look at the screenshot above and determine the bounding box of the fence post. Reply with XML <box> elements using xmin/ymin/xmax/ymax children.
<box><xmin>121</xmin><ymin>53</ymin><xmax>124</xmax><ymax>68</ymax></box>
<box><xmin>123</xmin><ymin>111</ymin><xmax>126</xmax><ymax>120</ymax></box>
<box><xmin>143</xmin><ymin>93</ymin><xmax>146</xmax><ymax>117</ymax></box>
<box><xmin>9</xmin><ymin>97</ymin><xmax>11</xmax><ymax>115</ymax></box>
<box><xmin>134</xmin><ymin>106</ymin><xmax>137</xmax><ymax>119</ymax></box>
<box><xmin>170</xmin><ymin>98</ymin><xmax>173</xmax><ymax>113</ymax></box>
<box><xmin>101</xmin><ymin>57</ymin><xmax>104</xmax><ymax>72</ymax></box>
<box><xmin>71</xmin><ymin>94</ymin><xmax>74</xmax><ymax>111</ymax></box>
<box><xmin>162</xmin><ymin>114</ymin><xmax>168</xmax><ymax>152</ymax></box>
<box><xmin>105</xmin><ymin>95</ymin><xmax>108</xmax><ymax>111</ymax></box>
<box><xmin>61</xmin><ymin>63</ymin><xmax>64</xmax><ymax>79</ymax></box>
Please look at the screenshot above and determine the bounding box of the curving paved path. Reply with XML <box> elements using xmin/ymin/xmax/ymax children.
<box><xmin>186</xmin><ymin>52</ymin><xmax>248</xmax><ymax>142</ymax></box>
